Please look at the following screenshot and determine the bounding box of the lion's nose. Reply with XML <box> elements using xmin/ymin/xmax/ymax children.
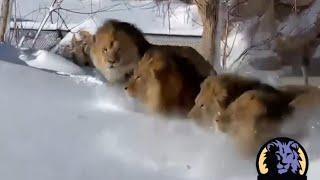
<box><xmin>215</xmin><ymin>117</ymin><xmax>221</xmax><ymax>122</ymax></box>
<box><xmin>108</xmin><ymin>59</ymin><xmax>116</xmax><ymax>63</ymax></box>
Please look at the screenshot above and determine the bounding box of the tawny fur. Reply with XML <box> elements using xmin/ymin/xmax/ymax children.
<box><xmin>188</xmin><ymin>74</ymin><xmax>276</xmax><ymax>129</ymax></box>
<box><xmin>125</xmin><ymin>47</ymin><xmax>206</xmax><ymax>116</ymax></box>
<box><xmin>289</xmin><ymin>87</ymin><xmax>320</xmax><ymax>109</ymax></box>
<box><xmin>90</xmin><ymin>20</ymin><xmax>149</xmax><ymax>83</ymax></box>
<box><xmin>279</xmin><ymin>84</ymin><xmax>320</xmax><ymax>97</ymax></box>
<box><xmin>90</xmin><ymin>19</ymin><xmax>215</xmax><ymax>83</ymax></box>
<box><xmin>285</xmin><ymin>87</ymin><xmax>320</xmax><ymax>136</ymax></box>
<box><xmin>215</xmin><ymin>89</ymin><xmax>295</xmax><ymax>156</ymax></box>
<box><xmin>159</xmin><ymin>45</ymin><xmax>216</xmax><ymax>77</ymax></box>
<box><xmin>61</xmin><ymin>31</ymin><xmax>94</xmax><ymax>67</ymax></box>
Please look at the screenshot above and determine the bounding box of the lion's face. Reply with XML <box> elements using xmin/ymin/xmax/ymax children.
<box><xmin>215</xmin><ymin>90</ymin><xmax>267</xmax><ymax>133</ymax></box>
<box><xmin>188</xmin><ymin>76</ymin><xmax>229</xmax><ymax>125</ymax></box>
<box><xmin>266</xmin><ymin>140</ymin><xmax>301</xmax><ymax>174</ymax></box>
<box><xmin>60</xmin><ymin>31</ymin><xmax>94</xmax><ymax>67</ymax></box>
<box><xmin>125</xmin><ymin>50</ymin><xmax>166</xmax><ymax>104</ymax></box>
<box><xmin>70</xmin><ymin>31</ymin><xmax>94</xmax><ymax>67</ymax></box>
<box><xmin>125</xmin><ymin>49</ymin><xmax>186</xmax><ymax>113</ymax></box>
<box><xmin>90</xmin><ymin>29</ymin><xmax>140</xmax><ymax>73</ymax></box>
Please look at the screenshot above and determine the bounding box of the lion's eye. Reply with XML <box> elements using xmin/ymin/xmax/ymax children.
<box><xmin>200</xmin><ymin>104</ymin><xmax>205</xmax><ymax>109</ymax></box>
<box><xmin>103</xmin><ymin>48</ymin><xmax>108</xmax><ymax>54</ymax></box>
<box><xmin>136</xmin><ymin>76</ymin><xmax>141</xmax><ymax>80</ymax></box>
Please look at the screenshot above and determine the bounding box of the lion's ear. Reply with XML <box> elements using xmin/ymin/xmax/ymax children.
<box><xmin>149</xmin><ymin>58</ymin><xmax>165</xmax><ymax>71</ymax></box>
<box><xmin>150</xmin><ymin>69</ymin><xmax>160</xmax><ymax>80</ymax></box>
<box><xmin>267</xmin><ymin>141</ymin><xmax>279</xmax><ymax>151</ymax></box>
<box><xmin>80</xmin><ymin>31</ymin><xmax>94</xmax><ymax>46</ymax></box>
<box><xmin>267</xmin><ymin>144</ymin><xmax>275</xmax><ymax>151</ymax></box>
<box><xmin>291</xmin><ymin>143</ymin><xmax>299</xmax><ymax>150</ymax></box>
<box><xmin>79</xmin><ymin>31</ymin><xmax>91</xmax><ymax>39</ymax></box>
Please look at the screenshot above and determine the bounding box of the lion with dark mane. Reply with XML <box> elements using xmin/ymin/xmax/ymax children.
<box><xmin>188</xmin><ymin>74</ymin><xmax>277</xmax><ymax>128</ymax></box>
<box><xmin>90</xmin><ymin>20</ymin><xmax>151</xmax><ymax>83</ymax></box>
<box><xmin>125</xmin><ymin>46</ymin><xmax>206</xmax><ymax>115</ymax></box>
<box><xmin>90</xmin><ymin>19</ymin><xmax>215</xmax><ymax>83</ymax></box>
<box><xmin>215</xmin><ymin>88</ymin><xmax>295</xmax><ymax>155</ymax></box>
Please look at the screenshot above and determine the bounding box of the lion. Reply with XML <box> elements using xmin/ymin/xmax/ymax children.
<box><xmin>289</xmin><ymin>87</ymin><xmax>320</xmax><ymax>109</ymax></box>
<box><xmin>215</xmin><ymin>89</ymin><xmax>294</xmax><ymax>156</ymax></box>
<box><xmin>264</xmin><ymin>140</ymin><xmax>302</xmax><ymax>175</ymax></box>
<box><xmin>188</xmin><ymin>74</ymin><xmax>276</xmax><ymax>129</ymax></box>
<box><xmin>61</xmin><ymin>31</ymin><xmax>94</xmax><ymax>67</ymax></box>
<box><xmin>90</xmin><ymin>20</ymin><xmax>151</xmax><ymax>83</ymax></box>
<box><xmin>279</xmin><ymin>84</ymin><xmax>320</xmax><ymax>119</ymax></box>
<box><xmin>279</xmin><ymin>84</ymin><xmax>320</xmax><ymax>97</ymax></box>
<box><xmin>281</xmin><ymin>87</ymin><xmax>320</xmax><ymax>137</ymax></box>
<box><xmin>90</xmin><ymin>19</ymin><xmax>215</xmax><ymax>83</ymax></box>
<box><xmin>125</xmin><ymin>46</ymin><xmax>206</xmax><ymax>115</ymax></box>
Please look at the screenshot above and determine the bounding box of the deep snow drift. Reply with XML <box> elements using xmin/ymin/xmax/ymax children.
<box><xmin>1</xmin><ymin>44</ymin><xmax>320</xmax><ymax>180</ymax></box>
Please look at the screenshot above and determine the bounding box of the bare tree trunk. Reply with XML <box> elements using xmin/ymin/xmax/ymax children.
<box><xmin>0</xmin><ymin>0</ymin><xmax>13</xmax><ymax>42</ymax></box>
<box><xmin>196</xmin><ymin>0</ymin><xmax>218</xmax><ymax>66</ymax></box>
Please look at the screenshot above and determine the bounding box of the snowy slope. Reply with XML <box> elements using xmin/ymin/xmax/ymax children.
<box><xmin>14</xmin><ymin>0</ymin><xmax>202</xmax><ymax>36</ymax></box>
<box><xmin>0</xmin><ymin>60</ymin><xmax>243</xmax><ymax>180</ymax></box>
<box><xmin>1</xmin><ymin>45</ymin><xmax>320</xmax><ymax>179</ymax></box>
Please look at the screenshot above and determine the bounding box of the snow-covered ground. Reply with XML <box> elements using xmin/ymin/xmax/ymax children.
<box><xmin>1</xmin><ymin>43</ymin><xmax>320</xmax><ymax>180</ymax></box>
<box><xmin>13</xmin><ymin>0</ymin><xmax>202</xmax><ymax>36</ymax></box>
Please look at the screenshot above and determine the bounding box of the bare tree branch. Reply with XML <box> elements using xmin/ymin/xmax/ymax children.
<box><xmin>0</xmin><ymin>0</ymin><xmax>13</xmax><ymax>42</ymax></box>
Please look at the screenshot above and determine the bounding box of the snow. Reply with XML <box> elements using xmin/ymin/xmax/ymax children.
<box><xmin>1</xmin><ymin>44</ymin><xmax>320</xmax><ymax>180</ymax></box>
<box><xmin>0</xmin><ymin>43</ymin><xmax>84</xmax><ymax>74</ymax></box>
<box><xmin>0</xmin><ymin>59</ymin><xmax>245</xmax><ymax>180</ymax></box>
<box><xmin>14</xmin><ymin>0</ymin><xmax>202</xmax><ymax>36</ymax></box>
<box><xmin>20</xmin><ymin>49</ymin><xmax>85</xmax><ymax>75</ymax></box>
